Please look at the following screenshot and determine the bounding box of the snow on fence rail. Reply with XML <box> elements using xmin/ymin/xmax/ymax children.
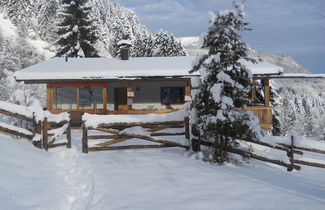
<box><xmin>81</xmin><ymin>111</ymin><xmax>189</xmax><ymax>153</ymax></box>
<box><xmin>0</xmin><ymin>100</ymin><xmax>71</xmax><ymax>151</ymax></box>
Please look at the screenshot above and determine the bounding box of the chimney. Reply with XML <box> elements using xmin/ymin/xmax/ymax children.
<box><xmin>117</xmin><ymin>36</ymin><xmax>132</xmax><ymax>60</ymax></box>
<box><xmin>120</xmin><ymin>47</ymin><xmax>130</xmax><ymax>60</ymax></box>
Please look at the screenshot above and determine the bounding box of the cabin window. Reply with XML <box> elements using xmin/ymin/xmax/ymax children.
<box><xmin>161</xmin><ymin>87</ymin><xmax>185</xmax><ymax>104</ymax></box>
<box><xmin>53</xmin><ymin>87</ymin><xmax>77</xmax><ymax>110</ymax></box>
<box><xmin>52</xmin><ymin>86</ymin><xmax>104</xmax><ymax>110</ymax></box>
<box><xmin>78</xmin><ymin>86</ymin><xmax>103</xmax><ymax>109</ymax></box>
<box><xmin>79</xmin><ymin>88</ymin><xmax>93</xmax><ymax>106</ymax></box>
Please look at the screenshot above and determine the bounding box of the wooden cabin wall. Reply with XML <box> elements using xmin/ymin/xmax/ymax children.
<box><xmin>46</xmin><ymin>80</ymin><xmax>191</xmax><ymax>114</ymax></box>
<box><xmin>106</xmin><ymin>80</ymin><xmax>188</xmax><ymax>110</ymax></box>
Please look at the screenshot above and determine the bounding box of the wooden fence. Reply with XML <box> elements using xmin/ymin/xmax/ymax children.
<box><xmin>191</xmin><ymin>134</ymin><xmax>325</xmax><ymax>171</ymax></box>
<box><xmin>81</xmin><ymin>120</ymin><xmax>189</xmax><ymax>153</ymax></box>
<box><xmin>0</xmin><ymin>103</ymin><xmax>71</xmax><ymax>151</ymax></box>
<box><xmin>38</xmin><ymin>117</ymin><xmax>71</xmax><ymax>151</ymax></box>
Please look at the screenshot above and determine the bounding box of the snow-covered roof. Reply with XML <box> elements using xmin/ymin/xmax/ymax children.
<box><xmin>256</xmin><ymin>73</ymin><xmax>325</xmax><ymax>79</ymax></box>
<box><xmin>14</xmin><ymin>56</ymin><xmax>284</xmax><ymax>82</ymax></box>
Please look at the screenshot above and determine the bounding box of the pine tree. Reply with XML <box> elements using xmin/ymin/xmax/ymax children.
<box><xmin>153</xmin><ymin>30</ymin><xmax>186</xmax><ymax>57</ymax></box>
<box><xmin>109</xmin><ymin>16</ymin><xmax>131</xmax><ymax>57</ymax></box>
<box><xmin>190</xmin><ymin>3</ymin><xmax>261</xmax><ymax>163</ymax></box>
<box><xmin>36</xmin><ymin>0</ymin><xmax>59</xmax><ymax>42</ymax></box>
<box><xmin>56</xmin><ymin>0</ymin><xmax>99</xmax><ymax>57</ymax></box>
<box><xmin>4</xmin><ymin>0</ymin><xmax>36</xmax><ymax>37</ymax></box>
<box><xmin>168</xmin><ymin>35</ymin><xmax>186</xmax><ymax>56</ymax></box>
<box><xmin>130</xmin><ymin>34</ymin><xmax>154</xmax><ymax>57</ymax></box>
<box><xmin>270</xmin><ymin>88</ymin><xmax>281</xmax><ymax>136</ymax></box>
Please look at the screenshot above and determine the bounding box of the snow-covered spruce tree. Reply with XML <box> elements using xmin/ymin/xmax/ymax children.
<box><xmin>130</xmin><ymin>33</ymin><xmax>155</xmax><ymax>57</ymax></box>
<box><xmin>36</xmin><ymin>0</ymin><xmax>60</xmax><ymax>43</ymax></box>
<box><xmin>153</xmin><ymin>30</ymin><xmax>186</xmax><ymax>57</ymax></box>
<box><xmin>190</xmin><ymin>3</ymin><xmax>262</xmax><ymax>163</ymax></box>
<box><xmin>2</xmin><ymin>0</ymin><xmax>36</xmax><ymax>37</ymax></box>
<box><xmin>109</xmin><ymin>16</ymin><xmax>132</xmax><ymax>57</ymax></box>
<box><xmin>56</xmin><ymin>0</ymin><xmax>99</xmax><ymax>57</ymax></box>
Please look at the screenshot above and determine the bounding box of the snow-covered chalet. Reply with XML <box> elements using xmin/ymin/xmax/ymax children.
<box><xmin>14</xmin><ymin>55</ymin><xmax>285</xmax><ymax>129</ymax></box>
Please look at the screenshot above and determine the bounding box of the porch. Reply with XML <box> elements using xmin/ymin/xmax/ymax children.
<box><xmin>45</xmin><ymin>78</ymin><xmax>273</xmax><ymax>130</ymax></box>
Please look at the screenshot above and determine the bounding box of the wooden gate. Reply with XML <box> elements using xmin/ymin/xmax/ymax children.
<box><xmin>81</xmin><ymin>119</ymin><xmax>189</xmax><ymax>153</ymax></box>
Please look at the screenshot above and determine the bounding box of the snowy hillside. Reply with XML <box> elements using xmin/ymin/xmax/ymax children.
<box><xmin>180</xmin><ymin>36</ymin><xmax>325</xmax><ymax>138</ymax></box>
<box><xmin>179</xmin><ymin>36</ymin><xmax>208</xmax><ymax>56</ymax></box>
<box><xmin>1</xmin><ymin>131</ymin><xmax>325</xmax><ymax>209</ymax></box>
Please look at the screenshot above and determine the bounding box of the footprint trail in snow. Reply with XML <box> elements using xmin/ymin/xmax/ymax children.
<box><xmin>53</xmin><ymin>147</ymin><xmax>95</xmax><ymax>210</ymax></box>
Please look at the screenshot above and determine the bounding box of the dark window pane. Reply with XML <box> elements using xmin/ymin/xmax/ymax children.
<box><xmin>161</xmin><ymin>87</ymin><xmax>185</xmax><ymax>104</ymax></box>
<box><xmin>80</xmin><ymin>88</ymin><xmax>92</xmax><ymax>106</ymax></box>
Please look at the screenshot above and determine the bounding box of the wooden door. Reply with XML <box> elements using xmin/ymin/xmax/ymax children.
<box><xmin>114</xmin><ymin>88</ymin><xmax>127</xmax><ymax>110</ymax></box>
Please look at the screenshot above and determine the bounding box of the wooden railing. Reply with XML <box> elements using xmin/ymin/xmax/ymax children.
<box><xmin>191</xmin><ymin>134</ymin><xmax>325</xmax><ymax>171</ymax></box>
<box><xmin>0</xmin><ymin>101</ymin><xmax>71</xmax><ymax>151</ymax></box>
<box><xmin>244</xmin><ymin>106</ymin><xmax>272</xmax><ymax>130</ymax></box>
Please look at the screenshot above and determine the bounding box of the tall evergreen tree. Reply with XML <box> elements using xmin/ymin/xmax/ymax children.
<box><xmin>3</xmin><ymin>0</ymin><xmax>36</xmax><ymax>37</ymax></box>
<box><xmin>56</xmin><ymin>0</ymin><xmax>99</xmax><ymax>57</ymax></box>
<box><xmin>130</xmin><ymin>33</ymin><xmax>154</xmax><ymax>57</ymax></box>
<box><xmin>153</xmin><ymin>30</ymin><xmax>186</xmax><ymax>57</ymax></box>
<box><xmin>190</xmin><ymin>3</ymin><xmax>261</xmax><ymax>163</ymax></box>
<box><xmin>36</xmin><ymin>0</ymin><xmax>59</xmax><ymax>42</ymax></box>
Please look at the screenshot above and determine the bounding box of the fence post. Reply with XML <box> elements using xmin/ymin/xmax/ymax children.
<box><xmin>66</xmin><ymin>122</ymin><xmax>72</xmax><ymax>148</ymax></box>
<box><xmin>287</xmin><ymin>135</ymin><xmax>295</xmax><ymax>171</ymax></box>
<box><xmin>42</xmin><ymin>118</ymin><xmax>48</xmax><ymax>151</ymax></box>
<box><xmin>32</xmin><ymin>115</ymin><xmax>43</xmax><ymax>149</ymax></box>
<box><xmin>191</xmin><ymin>133</ymin><xmax>201</xmax><ymax>152</ymax></box>
<box><xmin>184</xmin><ymin>117</ymin><xmax>190</xmax><ymax>140</ymax></box>
<box><xmin>82</xmin><ymin>123</ymin><xmax>88</xmax><ymax>153</ymax></box>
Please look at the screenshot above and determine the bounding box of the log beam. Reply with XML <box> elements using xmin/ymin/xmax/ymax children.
<box><xmin>150</xmin><ymin>132</ymin><xmax>185</xmax><ymax>136</ymax></box>
<box><xmin>119</xmin><ymin>132</ymin><xmax>189</xmax><ymax>149</ymax></box>
<box><xmin>293</xmin><ymin>159</ymin><xmax>325</xmax><ymax>169</ymax></box>
<box><xmin>88</xmin><ymin>135</ymin><xmax>120</xmax><ymax>140</ymax></box>
<box><xmin>0</xmin><ymin>109</ymin><xmax>33</xmax><ymax>122</ymax></box>
<box><xmin>0</xmin><ymin>125</ymin><xmax>33</xmax><ymax>139</ymax></box>
<box><xmin>96</xmin><ymin>137</ymin><xmax>131</xmax><ymax>147</ymax></box>
<box><xmin>97</xmin><ymin>121</ymin><xmax>184</xmax><ymax>129</ymax></box>
<box><xmin>88</xmin><ymin>144</ymin><xmax>177</xmax><ymax>151</ymax></box>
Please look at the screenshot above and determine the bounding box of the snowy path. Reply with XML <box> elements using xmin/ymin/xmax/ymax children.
<box><xmin>53</xmin><ymin>146</ymin><xmax>95</xmax><ymax>210</ymax></box>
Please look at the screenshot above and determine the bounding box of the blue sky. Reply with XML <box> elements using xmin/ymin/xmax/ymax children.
<box><xmin>116</xmin><ymin>0</ymin><xmax>325</xmax><ymax>73</ymax></box>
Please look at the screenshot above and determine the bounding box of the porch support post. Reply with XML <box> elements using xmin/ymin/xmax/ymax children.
<box><xmin>185</xmin><ymin>80</ymin><xmax>191</xmax><ymax>102</ymax></box>
<box><xmin>263</xmin><ymin>79</ymin><xmax>270</xmax><ymax>106</ymax></box>
<box><xmin>251</xmin><ymin>80</ymin><xmax>256</xmax><ymax>105</ymax></box>
<box><xmin>46</xmin><ymin>84</ymin><xmax>52</xmax><ymax>111</ymax></box>
<box><xmin>103</xmin><ymin>85</ymin><xmax>108</xmax><ymax>114</ymax></box>
<box><xmin>127</xmin><ymin>82</ymin><xmax>133</xmax><ymax>110</ymax></box>
<box><xmin>76</xmin><ymin>87</ymin><xmax>80</xmax><ymax>110</ymax></box>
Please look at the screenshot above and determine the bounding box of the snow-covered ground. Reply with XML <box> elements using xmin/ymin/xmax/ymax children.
<box><xmin>1</xmin><ymin>131</ymin><xmax>325</xmax><ymax>210</ymax></box>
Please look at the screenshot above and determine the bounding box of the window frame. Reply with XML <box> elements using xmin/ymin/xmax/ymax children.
<box><xmin>160</xmin><ymin>87</ymin><xmax>185</xmax><ymax>105</ymax></box>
